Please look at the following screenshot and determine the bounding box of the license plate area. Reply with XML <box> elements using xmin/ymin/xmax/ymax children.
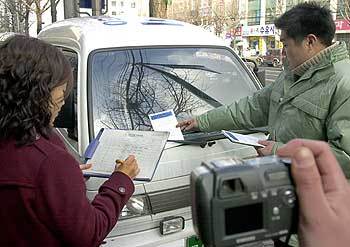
<box><xmin>186</xmin><ymin>235</ymin><xmax>204</xmax><ymax>247</ymax></box>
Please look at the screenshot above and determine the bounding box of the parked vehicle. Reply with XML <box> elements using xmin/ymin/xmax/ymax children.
<box><xmin>243</xmin><ymin>54</ymin><xmax>263</xmax><ymax>66</ymax></box>
<box><xmin>39</xmin><ymin>16</ymin><xmax>265</xmax><ymax>247</ymax></box>
<box><xmin>260</xmin><ymin>48</ymin><xmax>284</xmax><ymax>67</ymax></box>
<box><xmin>241</xmin><ymin>57</ymin><xmax>266</xmax><ymax>86</ymax></box>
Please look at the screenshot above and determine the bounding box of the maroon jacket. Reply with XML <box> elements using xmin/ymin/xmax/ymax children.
<box><xmin>0</xmin><ymin>133</ymin><xmax>134</xmax><ymax>247</ymax></box>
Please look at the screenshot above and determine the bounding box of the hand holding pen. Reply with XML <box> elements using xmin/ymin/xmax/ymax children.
<box><xmin>115</xmin><ymin>155</ymin><xmax>140</xmax><ymax>179</ymax></box>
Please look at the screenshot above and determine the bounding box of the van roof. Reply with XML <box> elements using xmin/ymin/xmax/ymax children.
<box><xmin>39</xmin><ymin>16</ymin><xmax>227</xmax><ymax>52</ymax></box>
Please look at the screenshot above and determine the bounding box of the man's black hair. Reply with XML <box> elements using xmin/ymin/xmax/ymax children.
<box><xmin>274</xmin><ymin>2</ymin><xmax>335</xmax><ymax>46</ymax></box>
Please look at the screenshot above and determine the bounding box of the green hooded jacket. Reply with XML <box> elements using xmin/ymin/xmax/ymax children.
<box><xmin>196</xmin><ymin>42</ymin><xmax>350</xmax><ymax>178</ymax></box>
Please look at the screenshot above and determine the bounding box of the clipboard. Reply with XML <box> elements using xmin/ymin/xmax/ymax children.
<box><xmin>83</xmin><ymin>128</ymin><xmax>169</xmax><ymax>181</ymax></box>
<box><xmin>222</xmin><ymin>130</ymin><xmax>265</xmax><ymax>148</ymax></box>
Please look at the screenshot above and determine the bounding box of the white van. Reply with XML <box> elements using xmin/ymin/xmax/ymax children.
<box><xmin>38</xmin><ymin>16</ymin><xmax>264</xmax><ymax>247</ymax></box>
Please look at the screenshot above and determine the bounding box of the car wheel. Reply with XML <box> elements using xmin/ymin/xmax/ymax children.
<box><xmin>273</xmin><ymin>59</ymin><xmax>279</xmax><ymax>67</ymax></box>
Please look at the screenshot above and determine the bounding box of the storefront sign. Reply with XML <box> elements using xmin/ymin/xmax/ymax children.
<box><xmin>226</xmin><ymin>27</ymin><xmax>242</xmax><ymax>38</ymax></box>
<box><xmin>335</xmin><ymin>20</ymin><xmax>350</xmax><ymax>32</ymax></box>
<box><xmin>233</xmin><ymin>26</ymin><xmax>242</xmax><ymax>36</ymax></box>
<box><xmin>242</xmin><ymin>24</ymin><xmax>276</xmax><ymax>37</ymax></box>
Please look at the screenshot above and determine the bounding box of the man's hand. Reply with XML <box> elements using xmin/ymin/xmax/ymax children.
<box><xmin>176</xmin><ymin>118</ymin><xmax>199</xmax><ymax>131</ymax></box>
<box><xmin>256</xmin><ymin>140</ymin><xmax>275</xmax><ymax>156</ymax></box>
<box><xmin>277</xmin><ymin>139</ymin><xmax>350</xmax><ymax>247</ymax></box>
<box><xmin>115</xmin><ymin>155</ymin><xmax>140</xmax><ymax>179</ymax></box>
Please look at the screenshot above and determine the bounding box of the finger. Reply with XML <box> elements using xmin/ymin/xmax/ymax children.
<box><xmin>125</xmin><ymin>155</ymin><xmax>135</xmax><ymax>162</ymax></box>
<box><xmin>79</xmin><ymin>163</ymin><xmax>92</xmax><ymax>170</ymax></box>
<box><xmin>115</xmin><ymin>163</ymin><xmax>121</xmax><ymax>169</ymax></box>
<box><xmin>135</xmin><ymin>168</ymin><xmax>141</xmax><ymax>177</ymax></box>
<box><xmin>256</xmin><ymin>148</ymin><xmax>263</xmax><ymax>156</ymax></box>
<box><xmin>176</xmin><ymin>122</ymin><xmax>184</xmax><ymax>128</ymax></box>
<box><xmin>291</xmin><ymin>147</ymin><xmax>329</xmax><ymax>221</ymax></box>
<box><xmin>184</xmin><ymin>125</ymin><xmax>192</xmax><ymax>131</ymax></box>
<box><xmin>128</xmin><ymin>168</ymin><xmax>140</xmax><ymax>179</ymax></box>
<box><xmin>277</xmin><ymin>139</ymin><xmax>306</xmax><ymax>157</ymax></box>
<box><xmin>258</xmin><ymin>140</ymin><xmax>269</xmax><ymax>145</ymax></box>
<box><xmin>278</xmin><ymin>139</ymin><xmax>346</xmax><ymax>192</ymax></box>
<box><xmin>115</xmin><ymin>159</ymin><xmax>124</xmax><ymax>165</ymax></box>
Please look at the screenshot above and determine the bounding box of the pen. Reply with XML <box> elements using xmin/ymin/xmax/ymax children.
<box><xmin>115</xmin><ymin>159</ymin><xmax>124</xmax><ymax>165</ymax></box>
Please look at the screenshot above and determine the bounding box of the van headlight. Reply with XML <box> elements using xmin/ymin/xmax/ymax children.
<box><xmin>160</xmin><ymin>216</ymin><xmax>185</xmax><ymax>235</ymax></box>
<box><xmin>120</xmin><ymin>195</ymin><xmax>150</xmax><ymax>219</ymax></box>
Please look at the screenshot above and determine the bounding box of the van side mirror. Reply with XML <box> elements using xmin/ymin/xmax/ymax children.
<box><xmin>53</xmin><ymin>92</ymin><xmax>75</xmax><ymax>129</ymax></box>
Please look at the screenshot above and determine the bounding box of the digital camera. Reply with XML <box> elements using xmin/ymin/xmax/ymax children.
<box><xmin>191</xmin><ymin>156</ymin><xmax>298</xmax><ymax>247</ymax></box>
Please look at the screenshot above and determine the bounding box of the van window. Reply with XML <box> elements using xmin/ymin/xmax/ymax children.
<box><xmin>57</xmin><ymin>49</ymin><xmax>79</xmax><ymax>156</ymax></box>
<box><xmin>89</xmin><ymin>47</ymin><xmax>257</xmax><ymax>135</ymax></box>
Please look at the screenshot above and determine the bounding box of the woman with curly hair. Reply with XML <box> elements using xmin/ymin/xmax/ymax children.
<box><xmin>0</xmin><ymin>33</ymin><xmax>139</xmax><ymax>247</ymax></box>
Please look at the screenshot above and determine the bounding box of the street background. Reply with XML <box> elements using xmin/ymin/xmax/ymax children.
<box><xmin>261</xmin><ymin>66</ymin><xmax>283</xmax><ymax>85</ymax></box>
<box><xmin>0</xmin><ymin>0</ymin><xmax>349</xmax><ymax>55</ymax></box>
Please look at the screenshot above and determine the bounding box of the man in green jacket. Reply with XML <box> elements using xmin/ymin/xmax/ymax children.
<box><xmin>177</xmin><ymin>2</ymin><xmax>350</xmax><ymax>178</ymax></box>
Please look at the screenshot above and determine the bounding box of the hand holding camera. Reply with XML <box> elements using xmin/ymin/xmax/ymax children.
<box><xmin>191</xmin><ymin>155</ymin><xmax>297</xmax><ymax>247</ymax></box>
<box><xmin>191</xmin><ymin>139</ymin><xmax>350</xmax><ymax>247</ymax></box>
<box><xmin>277</xmin><ymin>139</ymin><xmax>350</xmax><ymax>247</ymax></box>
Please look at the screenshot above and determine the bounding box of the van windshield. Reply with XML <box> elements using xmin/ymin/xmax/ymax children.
<box><xmin>89</xmin><ymin>47</ymin><xmax>258</xmax><ymax>134</ymax></box>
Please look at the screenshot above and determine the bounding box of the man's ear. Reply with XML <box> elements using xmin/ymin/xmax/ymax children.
<box><xmin>305</xmin><ymin>34</ymin><xmax>318</xmax><ymax>48</ymax></box>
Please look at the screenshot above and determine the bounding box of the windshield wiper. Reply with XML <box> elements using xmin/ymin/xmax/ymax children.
<box><xmin>167</xmin><ymin>139</ymin><xmax>217</xmax><ymax>148</ymax></box>
<box><xmin>183</xmin><ymin>128</ymin><xmax>268</xmax><ymax>143</ymax></box>
<box><xmin>140</xmin><ymin>63</ymin><xmax>221</xmax><ymax>74</ymax></box>
<box><xmin>183</xmin><ymin>130</ymin><xmax>225</xmax><ymax>142</ymax></box>
<box><xmin>141</xmin><ymin>63</ymin><xmax>222</xmax><ymax>108</ymax></box>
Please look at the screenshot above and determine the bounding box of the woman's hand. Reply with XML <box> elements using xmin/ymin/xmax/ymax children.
<box><xmin>79</xmin><ymin>163</ymin><xmax>92</xmax><ymax>170</ymax></box>
<box><xmin>115</xmin><ymin>155</ymin><xmax>140</xmax><ymax>179</ymax></box>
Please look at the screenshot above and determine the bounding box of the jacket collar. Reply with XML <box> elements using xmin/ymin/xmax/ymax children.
<box><xmin>292</xmin><ymin>42</ymin><xmax>348</xmax><ymax>80</ymax></box>
<box><xmin>281</xmin><ymin>42</ymin><xmax>348</xmax><ymax>99</ymax></box>
<box><xmin>292</xmin><ymin>42</ymin><xmax>337</xmax><ymax>76</ymax></box>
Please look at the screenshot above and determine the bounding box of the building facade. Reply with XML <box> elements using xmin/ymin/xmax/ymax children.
<box><xmin>168</xmin><ymin>0</ymin><xmax>350</xmax><ymax>56</ymax></box>
<box><xmin>107</xmin><ymin>0</ymin><xmax>149</xmax><ymax>17</ymax></box>
<box><xmin>24</xmin><ymin>0</ymin><xmax>149</xmax><ymax>36</ymax></box>
<box><xmin>334</xmin><ymin>0</ymin><xmax>350</xmax><ymax>54</ymax></box>
<box><xmin>237</xmin><ymin>0</ymin><xmax>348</xmax><ymax>56</ymax></box>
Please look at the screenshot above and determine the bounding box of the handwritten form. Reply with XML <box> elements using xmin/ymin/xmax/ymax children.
<box><xmin>87</xmin><ymin>129</ymin><xmax>169</xmax><ymax>181</ymax></box>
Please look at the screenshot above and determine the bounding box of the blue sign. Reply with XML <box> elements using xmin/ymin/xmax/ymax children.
<box><xmin>80</xmin><ymin>0</ymin><xmax>105</xmax><ymax>8</ymax></box>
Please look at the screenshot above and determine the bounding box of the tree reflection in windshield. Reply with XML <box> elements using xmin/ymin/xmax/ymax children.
<box><xmin>91</xmin><ymin>49</ymin><xmax>208</xmax><ymax>132</ymax></box>
<box><xmin>90</xmin><ymin>47</ymin><xmax>257</xmax><ymax>135</ymax></box>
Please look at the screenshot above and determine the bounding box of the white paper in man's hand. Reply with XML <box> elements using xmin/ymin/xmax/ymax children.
<box><xmin>222</xmin><ymin>130</ymin><xmax>265</xmax><ymax>148</ymax></box>
<box><xmin>149</xmin><ymin>109</ymin><xmax>184</xmax><ymax>140</ymax></box>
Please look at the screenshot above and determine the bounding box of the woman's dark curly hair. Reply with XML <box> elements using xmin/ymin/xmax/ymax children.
<box><xmin>0</xmin><ymin>34</ymin><xmax>73</xmax><ymax>145</ymax></box>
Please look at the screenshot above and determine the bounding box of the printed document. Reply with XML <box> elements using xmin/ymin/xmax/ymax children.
<box><xmin>85</xmin><ymin>129</ymin><xmax>169</xmax><ymax>181</ymax></box>
<box><xmin>222</xmin><ymin>130</ymin><xmax>265</xmax><ymax>148</ymax></box>
<box><xmin>149</xmin><ymin>109</ymin><xmax>184</xmax><ymax>140</ymax></box>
